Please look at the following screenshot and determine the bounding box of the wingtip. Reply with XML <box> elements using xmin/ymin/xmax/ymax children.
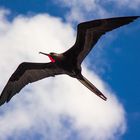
<box><xmin>114</xmin><ymin>16</ymin><xmax>140</xmax><ymax>20</ymax></box>
<box><xmin>133</xmin><ymin>16</ymin><xmax>140</xmax><ymax>19</ymax></box>
<box><xmin>129</xmin><ymin>16</ymin><xmax>140</xmax><ymax>21</ymax></box>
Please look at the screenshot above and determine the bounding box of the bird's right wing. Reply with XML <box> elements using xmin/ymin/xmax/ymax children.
<box><xmin>0</xmin><ymin>62</ymin><xmax>64</xmax><ymax>106</ymax></box>
<box><xmin>78</xmin><ymin>75</ymin><xmax>107</xmax><ymax>101</ymax></box>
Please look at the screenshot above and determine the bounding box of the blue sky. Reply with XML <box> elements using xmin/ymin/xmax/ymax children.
<box><xmin>0</xmin><ymin>0</ymin><xmax>140</xmax><ymax>140</ymax></box>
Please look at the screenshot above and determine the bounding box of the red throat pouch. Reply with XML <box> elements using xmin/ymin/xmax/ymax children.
<box><xmin>48</xmin><ymin>55</ymin><xmax>55</xmax><ymax>63</ymax></box>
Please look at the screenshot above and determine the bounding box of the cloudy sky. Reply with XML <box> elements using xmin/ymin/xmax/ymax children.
<box><xmin>0</xmin><ymin>0</ymin><xmax>140</xmax><ymax>140</ymax></box>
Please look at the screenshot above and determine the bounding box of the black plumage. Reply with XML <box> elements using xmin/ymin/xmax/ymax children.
<box><xmin>0</xmin><ymin>16</ymin><xmax>139</xmax><ymax>106</ymax></box>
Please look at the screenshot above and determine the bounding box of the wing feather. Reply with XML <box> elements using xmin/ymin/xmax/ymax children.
<box><xmin>0</xmin><ymin>62</ymin><xmax>64</xmax><ymax>105</ymax></box>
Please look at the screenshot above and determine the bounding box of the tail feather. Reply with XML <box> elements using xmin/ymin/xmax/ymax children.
<box><xmin>78</xmin><ymin>75</ymin><xmax>107</xmax><ymax>101</ymax></box>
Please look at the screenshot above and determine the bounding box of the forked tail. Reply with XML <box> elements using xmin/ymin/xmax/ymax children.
<box><xmin>78</xmin><ymin>75</ymin><xmax>107</xmax><ymax>101</ymax></box>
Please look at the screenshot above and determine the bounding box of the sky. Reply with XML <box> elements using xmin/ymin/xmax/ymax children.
<box><xmin>0</xmin><ymin>0</ymin><xmax>139</xmax><ymax>140</ymax></box>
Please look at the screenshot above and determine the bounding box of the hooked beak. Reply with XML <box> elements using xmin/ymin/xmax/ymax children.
<box><xmin>39</xmin><ymin>52</ymin><xmax>49</xmax><ymax>56</ymax></box>
<box><xmin>39</xmin><ymin>52</ymin><xmax>55</xmax><ymax>63</ymax></box>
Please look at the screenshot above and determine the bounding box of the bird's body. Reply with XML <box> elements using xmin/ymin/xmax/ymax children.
<box><xmin>0</xmin><ymin>16</ymin><xmax>139</xmax><ymax>106</ymax></box>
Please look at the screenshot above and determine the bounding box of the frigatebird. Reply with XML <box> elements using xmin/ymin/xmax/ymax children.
<box><xmin>0</xmin><ymin>16</ymin><xmax>139</xmax><ymax>106</ymax></box>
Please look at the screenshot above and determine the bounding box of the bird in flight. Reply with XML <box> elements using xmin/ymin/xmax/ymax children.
<box><xmin>0</xmin><ymin>16</ymin><xmax>139</xmax><ymax>106</ymax></box>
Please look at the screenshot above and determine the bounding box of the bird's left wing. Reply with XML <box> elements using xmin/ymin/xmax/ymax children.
<box><xmin>0</xmin><ymin>62</ymin><xmax>64</xmax><ymax>106</ymax></box>
<box><xmin>64</xmin><ymin>16</ymin><xmax>139</xmax><ymax>66</ymax></box>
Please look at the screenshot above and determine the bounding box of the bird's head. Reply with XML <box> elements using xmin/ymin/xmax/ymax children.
<box><xmin>39</xmin><ymin>52</ymin><xmax>56</xmax><ymax>63</ymax></box>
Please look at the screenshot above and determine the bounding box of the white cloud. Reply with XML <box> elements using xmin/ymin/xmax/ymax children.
<box><xmin>56</xmin><ymin>0</ymin><xmax>110</xmax><ymax>23</ymax></box>
<box><xmin>0</xmin><ymin>9</ymin><xmax>126</xmax><ymax>140</ymax></box>
<box><xmin>56</xmin><ymin>0</ymin><xmax>140</xmax><ymax>24</ymax></box>
<box><xmin>109</xmin><ymin>0</ymin><xmax>140</xmax><ymax>10</ymax></box>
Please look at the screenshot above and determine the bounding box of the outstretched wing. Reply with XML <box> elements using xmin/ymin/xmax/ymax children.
<box><xmin>64</xmin><ymin>16</ymin><xmax>139</xmax><ymax>66</ymax></box>
<box><xmin>0</xmin><ymin>62</ymin><xmax>64</xmax><ymax>106</ymax></box>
